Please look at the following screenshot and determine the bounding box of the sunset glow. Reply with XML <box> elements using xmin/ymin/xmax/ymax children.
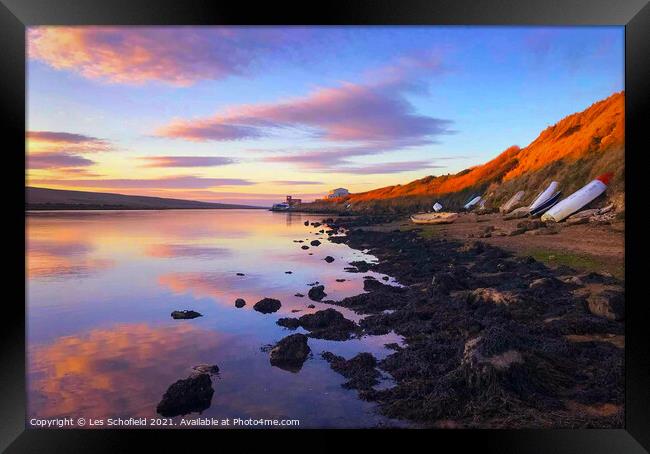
<box><xmin>27</xmin><ymin>26</ymin><xmax>623</xmax><ymax>206</ymax></box>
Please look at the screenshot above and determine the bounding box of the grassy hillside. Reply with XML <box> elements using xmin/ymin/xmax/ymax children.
<box><xmin>26</xmin><ymin>187</ymin><xmax>265</xmax><ymax>210</ymax></box>
<box><xmin>303</xmin><ymin>91</ymin><xmax>624</xmax><ymax>214</ymax></box>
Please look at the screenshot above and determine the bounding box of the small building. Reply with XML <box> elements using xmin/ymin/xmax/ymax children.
<box><xmin>286</xmin><ymin>195</ymin><xmax>302</xmax><ymax>206</ymax></box>
<box><xmin>327</xmin><ymin>188</ymin><xmax>350</xmax><ymax>199</ymax></box>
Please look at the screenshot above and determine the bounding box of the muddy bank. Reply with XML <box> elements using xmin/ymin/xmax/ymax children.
<box><xmin>318</xmin><ymin>215</ymin><xmax>624</xmax><ymax>428</ymax></box>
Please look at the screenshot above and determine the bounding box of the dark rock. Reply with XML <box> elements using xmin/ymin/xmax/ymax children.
<box><xmin>285</xmin><ymin>271</ymin><xmax>293</xmax><ymax>274</ymax></box>
<box><xmin>307</xmin><ymin>304</ymin><xmax>316</xmax><ymax>308</ymax></box>
<box><xmin>234</xmin><ymin>298</ymin><xmax>246</xmax><ymax>308</ymax></box>
<box><xmin>192</xmin><ymin>364</ymin><xmax>220</xmax><ymax>375</ymax></box>
<box><xmin>349</xmin><ymin>260</ymin><xmax>374</xmax><ymax>272</ymax></box>
<box><xmin>363</xmin><ymin>278</ymin><xmax>402</xmax><ymax>293</ymax></box>
<box><xmin>298</xmin><ymin>308</ymin><xmax>358</xmax><ymax>340</ymax></box>
<box><xmin>156</xmin><ymin>373</ymin><xmax>214</xmax><ymax>417</ymax></box>
<box><xmin>308</xmin><ymin>285</ymin><xmax>327</xmax><ymax>301</ymax></box>
<box><xmin>277</xmin><ymin>317</ymin><xmax>300</xmax><ymax>329</ymax></box>
<box><xmin>322</xmin><ymin>352</ymin><xmax>380</xmax><ymax>390</ymax></box>
<box><xmin>294</xmin><ymin>293</ymin><xmax>305</xmax><ymax>297</ymax></box>
<box><xmin>586</xmin><ymin>288</ymin><xmax>625</xmax><ymax>321</ymax></box>
<box><xmin>324</xmin><ymin>256</ymin><xmax>335</xmax><ymax>263</ymax></box>
<box><xmin>382</xmin><ymin>276</ymin><xmax>390</xmax><ymax>281</ymax></box>
<box><xmin>301</xmin><ymin>245</ymin><xmax>310</xmax><ymax>250</ymax></box>
<box><xmin>310</xmin><ymin>240</ymin><xmax>321</xmax><ymax>247</ymax></box>
<box><xmin>171</xmin><ymin>310</ymin><xmax>202</xmax><ymax>320</ymax></box>
<box><xmin>253</xmin><ymin>298</ymin><xmax>282</xmax><ymax>314</ymax></box>
<box><xmin>336</xmin><ymin>278</ymin><xmax>346</xmax><ymax>282</ymax></box>
<box><xmin>304</xmin><ymin>221</ymin><xmax>309</xmax><ymax>226</ymax></box>
<box><xmin>236</xmin><ymin>273</ymin><xmax>245</xmax><ymax>276</ymax></box>
<box><xmin>269</xmin><ymin>334</ymin><xmax>310</xmax><ymax>372</ymax></box>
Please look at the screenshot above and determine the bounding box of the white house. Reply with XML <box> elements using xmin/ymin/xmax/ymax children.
<box><xmin>327</xmin><ymin>188</ymin><xmax>350</xmax><ymax>199</ymax></box>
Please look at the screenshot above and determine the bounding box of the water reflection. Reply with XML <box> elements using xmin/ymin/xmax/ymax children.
<box><xmin>26</xmin><ymin>210</ymin><xmax>407</xmax><ymax>427</ymax></box>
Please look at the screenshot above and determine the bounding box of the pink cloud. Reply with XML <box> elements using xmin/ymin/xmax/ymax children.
<box><xmin>157</xmin><ymin>80</ymin><xmax>451</xmax><ymax>143</ymax></box>
<box><xmin>138</xmin><ymin>156</ymin><xmax>237</xmax><ymax>168</ymax></box>
<box><xmin>29</xmin><ymin>175</ymin><xmax>254</xmax><ymax>189</ymax></box>
<box><xmin>28</xmin><ymin>27</ymin><xmax>295</xmax><ymax>86</ymax></box>
<box><xmin>28</xmin><ymin>130</ymin><xmax>113</xmax><ymax>153</ymax></box>
<box><xmin>28</xmin><ymin>152</ymin><xmax>95</xmax><ymax>169</ymax></box>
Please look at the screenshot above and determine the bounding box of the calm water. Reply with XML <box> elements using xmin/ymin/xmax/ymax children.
<box><xmin>26</xmin><ymin>209</ymin><xmax>408</xmax><ymax>428</ymax></box>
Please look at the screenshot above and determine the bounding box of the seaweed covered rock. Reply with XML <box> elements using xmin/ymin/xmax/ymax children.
<box><xmin>466</xmin><ymin>288</ymin><xmax>519</xmax><ymax>306</ymax></box>
<box><xmin>156</xmin><ymin>373</ymin><xmax>214</xmax><ymax>417</ymax></box>
<box><xmin>253</xmin><ymin>298</ymin><xmax>282</xmax><ymax>314</ymax></box>
<box><xmin>269</xmin><ymin>333</ymin><xmax>311</xmax><ymax>372</ymax></box>
<box><xmin>586</xmin><ymin>288</ymin><xmax>625</xmax><ymax>321</ymax></box>
<box><xmin>298</xmin><ymin>308</ymin><xmax>358</xmax><ymax>340</ymax></box>
<box><xmin>277</xmin><ymin>317</ymin><xmax>300</xmax><ymax>330</ymax></box>
<box><xmin>322</xmin><ymin>352</ymin><xmax>380</xmax><ymax>390</ymax></box>
<box><xmin>171</xmin><ymin>310</ymin><xmax>202</xmax><ymax>319</ymax></box>
<box><xmin>308</xmin><ymin>285</ymin><xmax>327</xmax><ymax>301</ymax></box>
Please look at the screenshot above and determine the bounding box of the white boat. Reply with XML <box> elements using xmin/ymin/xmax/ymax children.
<box><xmin>271</xmin><ymin>202</ymin><xmax>290</xmax><ymax>211</ymax></box>
<box><xmin>463</xmin><ymin>196</ymin><xmax>482</xmax><ymax>210</ymax></box>
<box><xmin>410</xmin><ymin>212</ymin><xmax>459</xmax><ymax>225</ymax></box>
<box><xmin>541</xmin><ymin>174</ymin><xmax>612</xmax><ymax>222</ymax></box>
<box><xmin>433</xmin><ymin>202</ymin><xmax>443</xmax><ymax>212</ymax></box>
<box><xmin>529</xmin><ymin>181</ymin><xmax>559</xmax><ymax>213</ymax></box>
<box><xmin>500</xmin><ymin>190</ymin><xmax>525</xmax><ymax>214</ymax></box>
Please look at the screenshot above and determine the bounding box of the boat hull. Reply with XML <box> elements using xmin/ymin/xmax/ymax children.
<box><xmin>542</xmin><ymin>180</ymin><xmax>608</xmax><ymax>222</ymax></box>
<box><xmin>410</xmin><ymin>212</ymin><xmax>459</xmax><ymax>225</ymax></box>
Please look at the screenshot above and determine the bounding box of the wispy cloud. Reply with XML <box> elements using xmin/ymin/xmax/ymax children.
<box><xmin>272</xmin><ymin>180</ymin><xmax>324</xmax><ymax>185</ymax></box>
<box><xmin>28</xmin><ymin>27</ymin><xmax>298</xmax><ymax>86</ymax></box>
<box><xmin>154</xmin><ymin>53</ymin><xmax>453</xmax><ymax>174</ymax></box>
<box><xmin>28</xmin><ymin>130</ymin><xmax>113</xmax><ymax>153</ymax></box>
<box><xmin>157</xmin><ymin>79</ymin><xmax>451</xmax><ymax>144</ymax></box>
<box><xmin>29</xmin><ymin>175</ymin><xmax>254</xmax><ymax>189</ymax></box>
<box><xmin>138</xmin><ymin>156</ymin><xmax>237</xmax><ymax>168</ymax></box>
<box><xmin>28</xmin><ymin>152</ymin><xmax>95</xmax><ymax>169</ymax></box>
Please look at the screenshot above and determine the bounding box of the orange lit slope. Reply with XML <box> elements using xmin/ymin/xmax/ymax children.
<box><xmin>317</xmin><ymin>91</ymin><xmax>624</xmax><ymax>212</ymax></box>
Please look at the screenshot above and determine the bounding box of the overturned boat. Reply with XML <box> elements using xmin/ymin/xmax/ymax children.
<box><xmin>410</xmin><ymin>212</ymin><xmax>459</xmax><ymax>225</ymax></box>
<box><xmin>463</xmin><ymin>195</ymin><xmax>482</xmax><ymax>210</ymax></box>
<box><xmin>529</xmin><ymin>181</ymin><xmax>559</xmax><ymax>213</ymax></box>
<box><xmin>500</xmin><ymin>190</ymin><xmax>525</xmax><ymax>214</ymax></box>
<box><xmin>541</xmin><ymin>173</ymin><xmax>612</xmax><ymax>223</ymax></box>
<box><xmin>529</xmin><ymin>191</ymin><xmax>562</xmax><ymax>217</ymax></box>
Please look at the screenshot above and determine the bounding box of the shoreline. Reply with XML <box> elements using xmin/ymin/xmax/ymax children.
<box><xmin>313</xmin><ymin>214</ymin><xmax>624</xmax><ymax>428</ymax></box>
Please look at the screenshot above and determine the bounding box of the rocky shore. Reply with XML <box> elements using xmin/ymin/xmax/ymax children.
<box><xmin>316</xmin><ymin>215</ymin><xmax>624</xmax><ymax>428</ymax></box>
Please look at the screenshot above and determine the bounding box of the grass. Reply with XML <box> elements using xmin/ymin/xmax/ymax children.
<box><xmin>522</xmin><ymin>248</ymin><xmax>624</xmax><ymax>280</ymax></box>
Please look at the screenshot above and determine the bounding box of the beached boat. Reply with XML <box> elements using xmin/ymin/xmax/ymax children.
<box><xmin>542</xmin><ymin>173</ymin><xmax>612</xmax><ymax>222</ymax></box>
<box><xmin>529</xmin><ymin>191</ymin><xmax>562</xmax><ymax>217</ymax></box>
<box><xmin>410</xmin><ymin>212</ymin><xmax>459</xmax><ymax>225</ymax></box>
<box><xmin>500</xmin><ymin>190</ymin><xmax>525</xmax><ymax>214</ymax></box>
<box><xmin>529</xmin><ymin>181</ymin><xmax>559</xmax><ymax>213</ymax></box>
<box><xmin>463</xmin><ymin>196</ymin><xmax>482</xmax><ymax>210</ymax></box>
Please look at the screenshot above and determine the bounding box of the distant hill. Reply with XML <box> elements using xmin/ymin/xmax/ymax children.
<box><xmin>303</xmin><ymin>91</ymin><xmax>624</xmax><ymax>214</ymax></box>
<box><xmin>26</xmin><ymin>187</ymin><xmax>266</xmax><ymax>210</ymax></box>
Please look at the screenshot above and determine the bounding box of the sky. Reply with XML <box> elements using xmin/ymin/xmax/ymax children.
<box><xmin>26</xmin><ymin>26</ymin><xmax>624</xmax><ymax>206</ymax></box>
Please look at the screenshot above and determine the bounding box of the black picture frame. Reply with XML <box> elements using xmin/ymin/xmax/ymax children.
<box><xmin>2</xmin><ymin>0</ymin><xmax>648</xmax><ymax>452</ymax></box>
